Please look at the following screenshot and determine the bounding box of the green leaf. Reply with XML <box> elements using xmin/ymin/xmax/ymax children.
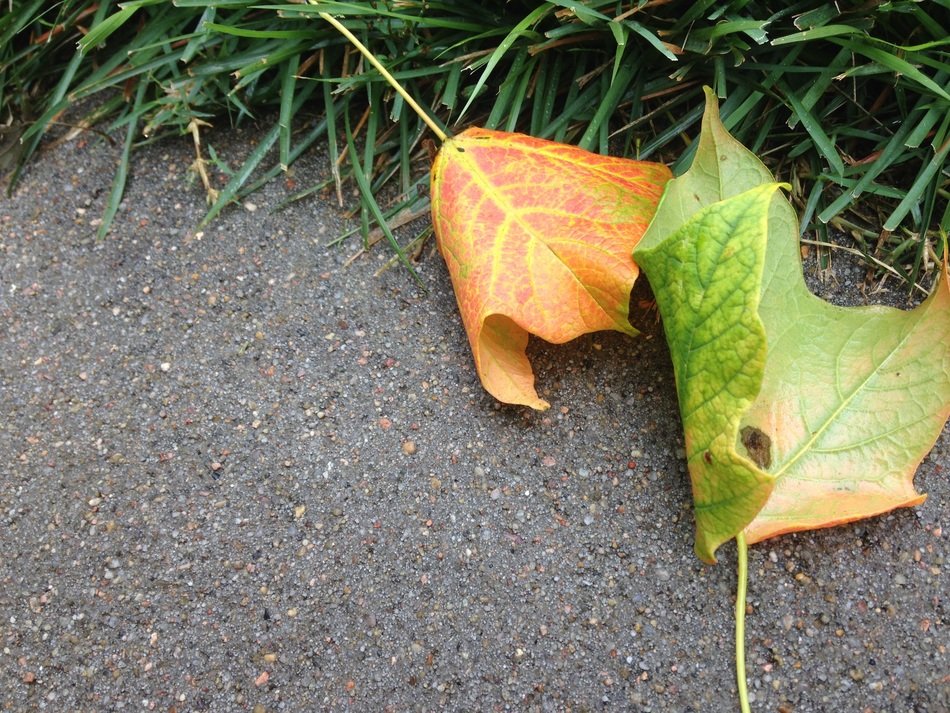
<box><xmin>636</xmin><ymin>187</ymin><xmax>779</xmax><ymax>563</ymax></box>
<box><xmin>636</xmin><ymin>88</ymin><xmax>950</xmax><ymax>562</ymax></box>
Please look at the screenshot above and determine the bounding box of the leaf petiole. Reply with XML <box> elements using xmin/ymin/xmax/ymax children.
<box><xmin>315</xmin><ymin>8</ymin><xmax>448</xmax><ymax>143</ymax></box>
<box><xmin>736</xmin><ymin>532</ymin><xmax>751</xmax><ymax>713</ymax></box>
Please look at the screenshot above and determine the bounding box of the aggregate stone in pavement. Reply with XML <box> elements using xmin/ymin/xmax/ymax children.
<box><xmin>0</xmin><ymin>122</ymin><xmax>946</xmax><ymax>712</ymax></box>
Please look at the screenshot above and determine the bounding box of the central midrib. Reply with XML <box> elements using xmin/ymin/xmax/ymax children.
<box><xmin>454</xmin><ymin>146</ymin><xmax>625</xmax><ymax>323</ymax></box>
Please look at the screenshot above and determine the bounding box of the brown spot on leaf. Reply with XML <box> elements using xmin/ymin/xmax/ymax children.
<box><xmin>703</xmin><ymin>451</ymin><xmax>712</xmax><ymax>465</ymax></box>
<box><xmin>740</xmin><ymin>426</ymin><xmax>772</xmax><ymax>469</ymax></box>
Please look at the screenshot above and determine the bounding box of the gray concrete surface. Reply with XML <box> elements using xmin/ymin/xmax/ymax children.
<box><xmin>0</xmin><ymin>122</ymin><xmax>947</xmax><ymax>712</ymax></box>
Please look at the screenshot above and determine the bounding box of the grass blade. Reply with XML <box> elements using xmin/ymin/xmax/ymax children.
<box><xmin>457</xmin><ymin>4</ymin><xmax>551</xmax><ymax>122</ymax></box>
<box><xmin>279</xmin><ymin>53</ymin><xmax>300</xmax><ymax>171</ymax></box>
<box><xmin>831</xmin><ymin>38</ymin><xmax>950</xmax><ymax>102</ymax></box>
<box><xmin>343</xmin><ymin>108</ymin><xmax>421</xmax><ymax>285</ymax></box>
<box><xmin>98</xmin><ymin>81</ymin><xmax>149</xmax><ymax>240</ymax></box>
<box><xmin>778</xmin><ymin>80</ymin><xmax>845</xmax><ymax>177</ymax></box>
<box><xmin>883</xmin><ymin>133</ymin><xmax>950</xmax><ymax>231</ymax></box>
<box><xmin>770</xmin><ymin>24</ymin><xmax>864</xmax><ymax>45</ymax></box>
<box><xmin>10</xmin><ymin>1</ymin><xmax>114</xmax><ymax>190</ymax></box>
<box><xmin>579</xmin><ymin>49</ymin><xmax>636</xmax><ymax>151</ymax></box>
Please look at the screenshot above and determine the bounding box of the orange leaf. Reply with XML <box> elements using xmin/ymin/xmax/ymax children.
<box><xmin>430</xmin><ymin>128</ymin><xmax>671</xmax><ymax>409</ymax></box>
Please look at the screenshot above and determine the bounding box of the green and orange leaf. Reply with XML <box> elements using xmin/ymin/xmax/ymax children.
<box><xmin>431</xmin><ymin>127</ymin><xmax>671</xmax><ymax>409</ymax></box>
<box><xmin>636</xmin><ymin>89</ymin><xmax>950</xmax><ymax>562</ymax></box>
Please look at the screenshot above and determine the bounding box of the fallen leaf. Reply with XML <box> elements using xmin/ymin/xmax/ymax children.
<box><xmin>636</xmin><ymin>179</ymin><xmax>778</xmax><ymax>561</ymax></box>
<box><xmin>636</xmin><ymin>88</ymin><xmax>950</xmax><ymax>562</ymax></box>
<box><xmin>741</xmin><ymin>201</ymin><xmax>946</xmax><ymax>546</ymax></box>
<box><xmin>431</xmin><ymin>127</ymin><xmax>670</xmax><ymax>409</ymax></box>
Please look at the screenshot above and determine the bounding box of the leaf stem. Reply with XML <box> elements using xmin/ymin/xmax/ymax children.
<box><xmin>736</xmin><ymin>532</ymin><xmax>752</xmax><ymax>713</ymax></box>
<box><xmin>316</xmin><ymin>9</ymin><xmax>448</xmax><ymax>143</ymax></box>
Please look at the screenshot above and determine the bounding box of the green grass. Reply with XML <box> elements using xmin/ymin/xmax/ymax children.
<box><xmin>2</xmin><ymin>1</ymin><xmax>948</xmax><ymax>288</ymax></box>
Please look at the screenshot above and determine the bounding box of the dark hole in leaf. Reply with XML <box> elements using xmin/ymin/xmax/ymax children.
<box><xmin>740</xmin><ymin>425</ymin><xmax>772</xmax><ymax>470</ymax></box>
